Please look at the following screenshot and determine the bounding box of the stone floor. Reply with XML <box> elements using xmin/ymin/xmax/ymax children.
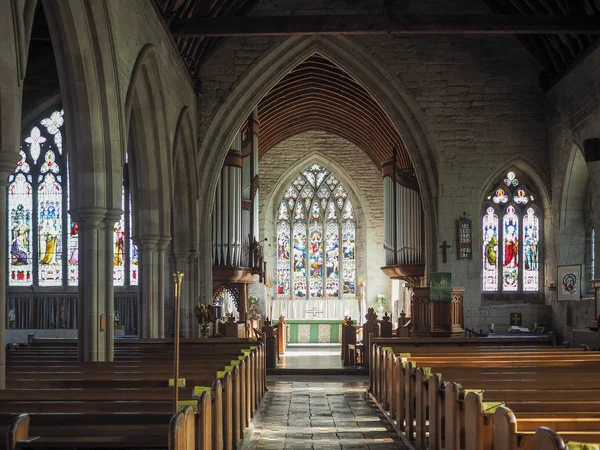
<box><xmin>243</xmin><ymin>376</ymin><xmax>408</xmax><ymax>450</ymax></box>
<box><xmin>278</xmin><ymin>345</ymin><xmax>344</xmax><ymax>369</ymax></box>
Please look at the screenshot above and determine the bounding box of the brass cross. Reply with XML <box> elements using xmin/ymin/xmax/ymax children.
<box><xmin>306</xmin><ymin>306</ymin><xmax>324</xmax><ymax>318</ymax></box>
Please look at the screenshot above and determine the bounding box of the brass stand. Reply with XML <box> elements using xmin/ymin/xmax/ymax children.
<box><xmin>173</xmin><ymin>272</ymin><xmax>184</xmax><ymax>413</ymax></box>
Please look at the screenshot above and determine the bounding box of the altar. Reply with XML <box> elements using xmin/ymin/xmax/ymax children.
<box><xmin>273</xmin><ymin>319</ymin><xmax>344</xmax><ymax>344</ymax></box>
<box><xmin>270</xmin><ymin>298</ymin><xmax>360</xmax><ymax>322</ymax></box>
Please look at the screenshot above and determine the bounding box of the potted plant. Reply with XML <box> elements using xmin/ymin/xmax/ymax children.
<box><xmin>374</xmin><ymin>294</ymin><xmax>386</xmax><ymax>315</ymax></box>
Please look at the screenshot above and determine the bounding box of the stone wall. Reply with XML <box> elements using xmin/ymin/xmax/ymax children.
<box><xmin>546</xmin><ymin>43</ymin><xmax>600</xmax><ymax>341</ymax></box>
<box><xmin>198</xmin><ymin>0</ymin><xmax>549</xmax><ymax>329</ymax></box>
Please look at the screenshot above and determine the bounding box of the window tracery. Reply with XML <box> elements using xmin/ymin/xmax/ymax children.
<box><xmin>277</xmin><ymin>164</ymin><xmax>356</xmax><ymax>299</ymax></box>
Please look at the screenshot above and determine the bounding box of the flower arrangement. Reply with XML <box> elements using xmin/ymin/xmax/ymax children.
<box><xmin>375</xmin><ymin>294</ymin><xmax>386</xmax><ymax>306</ymax></box>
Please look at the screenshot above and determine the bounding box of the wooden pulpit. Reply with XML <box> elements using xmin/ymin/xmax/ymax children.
<box><xmin>411</xmin><ymin>287</ymin><xmax>465</xmax><ymax>337</ymax></box>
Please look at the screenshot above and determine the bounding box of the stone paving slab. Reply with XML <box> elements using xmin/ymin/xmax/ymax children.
<box><xmin>242</xmin><ymin>376</ymin><xmax>408</xmax><ymax>450</ymax></box>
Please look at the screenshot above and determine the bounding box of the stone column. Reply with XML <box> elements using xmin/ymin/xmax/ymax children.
<box><xmin>104</xmin><ymin>209</ymin><xmax>121</xmax><ymax>361</ymax></box>
<box><xmin>136</xmin><ymin>236</ymin><xmax>160</xmax><ymax>338</ymax></box>
<box><xmin>0</xmin><ymin>156</ymin><xmax>19</xmax><ymax>388</ymax></box>
<box><xmin>157</xmin><ymin>236</ymin><xmax>171</xmax><ymax>338</ymax></box>
<box><xmin>74</xmin><ymin>208</ymin><xmax>108</xmax><ymax>361</ymax></box>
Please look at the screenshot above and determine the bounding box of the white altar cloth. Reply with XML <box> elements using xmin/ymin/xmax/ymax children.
<box><xmin>270</xmin><ymin>298</ymin><xmax>360</xmax><ymax>321</ymax></box>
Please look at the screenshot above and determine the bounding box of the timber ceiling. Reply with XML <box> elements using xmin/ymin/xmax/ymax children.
<box><xmin>154</xmin><ymin>0</ymin><xmax>600</xmax><ymax>89</ymax></box>
<box><xmin>153</xmin><ymin>0</ymin><xmax>600</xmax><ymax>171</ymax></box>
<box><xmin>256</xmin><ymin>53</ymin><xmax>410</xmax><ymax>172</ymax></box>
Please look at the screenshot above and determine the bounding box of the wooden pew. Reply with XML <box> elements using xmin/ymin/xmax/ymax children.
<box><xmin>493</xmin><ymin>406</ymin><xmax>600</xmax><ymax>450</ymax></box>
<box><xmin>6</xmin><ymin>406</ymin><xmax>199</xmax><ymax>450</ymax></box>
<box><xmin>2</xmin><ymin>339</ymin><xmax>266</xmax><ymax>450</ymax></box>
<box><xmin>371</xmin><ymin>343</ymin><xmax>600</xmax><ymax>450</ymax></box>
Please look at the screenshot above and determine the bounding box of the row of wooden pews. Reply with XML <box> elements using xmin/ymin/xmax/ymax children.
<box><xmin>1</xmin><ymin>337</ymin><xmax>267</xmax><ymax>450</ymax></box>
<box><xmin>370</xmin><ymin>336</ymin><xmax>600</xmax><ymax>450</ymax></box>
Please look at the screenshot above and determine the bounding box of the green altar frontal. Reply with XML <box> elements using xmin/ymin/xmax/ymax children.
<box><xmin>274</xmin><ymin>319</ymin><xmax>344</xmax><ymax>344</ymax></box>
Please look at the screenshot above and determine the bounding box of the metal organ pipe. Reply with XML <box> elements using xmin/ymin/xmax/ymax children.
<box><xmin>383</xmin><ymin>176</ymin><xmax>394</xmax><ymax>266</ymax></box>
<box><xmin>382</xmin><ymin>159</ymin><xmax>424</xmax><ymax>267</ymax></box>
<box><xmin>212</xmin><ymin>134</ymin><xmax>242</xmax><ymax>267</ymax></box>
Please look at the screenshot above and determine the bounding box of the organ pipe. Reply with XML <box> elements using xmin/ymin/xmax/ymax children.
<box><xmin>382</xmin><ymin>160</ymin><xmax>423</xmax><ymax>266</ymax></box>
<box><xmin>212</xmin><ymin>135</ymin><xmax>242</xmax><ymax>266</ymax></box>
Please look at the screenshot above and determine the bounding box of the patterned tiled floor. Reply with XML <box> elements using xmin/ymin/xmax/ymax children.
<box><xmin>243</xmin><ymin>376</ymin><xmax>408</xmax><ymax>449</ymax></box>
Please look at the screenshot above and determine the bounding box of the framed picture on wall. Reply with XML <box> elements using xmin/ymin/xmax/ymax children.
<box><xmin>557</xmin><ymin>264</ymin><xmax>582</xmax><ymax>301</ymax></box>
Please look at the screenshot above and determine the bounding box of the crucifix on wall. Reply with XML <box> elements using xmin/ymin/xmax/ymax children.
<box><xmin>439</xmin><ymin>241</ymin><xmax>451</xmax><ymax>263</ymax></box>
<box><xmin>306</xmin><ymin>306</ymin><xmax>324</xmax><ymax>319</ymax></box>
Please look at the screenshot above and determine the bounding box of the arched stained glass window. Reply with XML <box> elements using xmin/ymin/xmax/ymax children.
<box><xmin>277</xmin><ymin>164</ymin><xmax>356</xmax><ymax>299</ymax></box>
<box><xmin>482</xmin><ymin>171</ymin><xmax>541</xmax><ymax>293</ymax></box>
<box><xmin>590</xmin><ymin>227</ymin><xmax>596</xmax><ymax>283</ymax></box>
<box><xmin>8</xmin><ymin>108</ymin><xmax>137</xmax><ymax>288</ymax></box>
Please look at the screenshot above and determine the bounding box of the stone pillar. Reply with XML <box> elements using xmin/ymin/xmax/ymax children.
<box><xmin>104</xmin><ymin>209</ymin><xmax>122</xmax><ymax>361</ymax></box>
<box><xmin>157</xmin><ymin>237</ymin><xmax>171</xmax><ymax>338</ymax></box>
<box><xmin>137</xmin><ymin>236</ymin><xmax>160</xmax><ymax>338</ymax></box>
<box><xmin>0</xmin><ymin>156</ymin><xmax>19</xmax><ymax>388</ymax></box>
<box><xmin>74</xmin><ymin>208</ymin><xmax>108</xmax><ymax>361</ymax></box>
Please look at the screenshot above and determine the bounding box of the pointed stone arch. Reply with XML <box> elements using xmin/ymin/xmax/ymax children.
<box><xmin>43</xmin><ymin>0</ymin><xmax>124</xmax><ymax>214</ymax></box>
<box><xmin>560</xmin><ymin>144</ymin><xmax>589</xmax><ymax>230</ymax></box>
<box><xmin>479</xmin><ymin>156</ymin><xmax>551</xmax><ymax>213</ymax></box>
<box><xmin>172</xmin><ymin>106</ymin><xmax>198</xmax><ymax>254</ymax></box>
<box><xmin>125</xmin><ymin>43</ymin><xmax>172</xmax><ymax>239</ymax></box>
<box><xmin>197</xmin><ymin>35</ymin><xmax>440</xmax><ymax>301</ymax></box>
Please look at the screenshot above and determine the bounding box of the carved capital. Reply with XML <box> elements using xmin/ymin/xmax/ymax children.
<box><xmin>133</xmin><ymin>235</ymin><xmax>160</xmax><ymax>250</ymax></box>
<box><xmin>104</xmin><ymin>208</ymin><xmax>123</xmax><ymax>224</ymax></box>
<box><xmin>70</xmin><ymin>207</ymin><xmax>107</xmax><ymax>228</ymax></box>
<box><xmin>157</xmin><ymin>236</ymin><xmax>172</xmax><ymax>251</ymax></box>
<box><xmin>173</xmin><ymin>251</ymin><xmax>191</xmax><ymax>267</ymax></box>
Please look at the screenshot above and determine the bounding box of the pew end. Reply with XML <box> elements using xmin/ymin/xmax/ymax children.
<box><xmin>494</xmin><ymin>406</ymin><xmax>521</xmax><ymax>450</ymax></box>
<box><xmin>465</xmin><ymin>391</ymin><xmax>495</xmax><ymax>450</ymax></box>
<box><xmin>532</xmin><ymin>428</ymin><xmax>565</xmax><ymax>450</ymax></box>
<box><xmin>8</xmin><ymin>414</ymin><xmax>30</xmax><ymax>450</ymax></box>
<box><xmin>445</xmin><ymin>381</ymin><xmax>462</xmax><ymax>450</ymax></box>
<box><xmin>211</xmin><ymin>379</ymin><xmax>223</xmax><ymax>450</ymax></box>
<box><xmin>169</xmin><ymin>411</ymin><xmax>184</xmax><ymax>450</ymax></box>
<box><xmin>197</xmin><ymin>391</ymin><xmax>213</xmax><ymax>450</ymax></box>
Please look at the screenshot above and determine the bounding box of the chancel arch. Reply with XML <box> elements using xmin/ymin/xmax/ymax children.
<box><xmin>198</xmin><ymin>35</ymin><xmax>440</xmax><ymax>306</ymax></box>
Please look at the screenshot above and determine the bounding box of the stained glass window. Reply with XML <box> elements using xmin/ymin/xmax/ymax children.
<box><xmin>592</xmin><ymin>227</ymin><xmax>596</xmax><ymax>282</ymax></box>
<box><xmin>482</xmin><ymin>207</ymin><xmax>498</xmax><ymax>291</ymax></box>
<box><xmin>8</xmin><ymin>174</ymin><xmax>33</xmax><ymax>286</ymax></box>
<box><xmin>66</xmin><ymin>158</ymin><xmax>78</xmax><ymax>286</ymax></box>
<box><xmin>38</xmin><ymin>172</ymin><xmax>63</xmax><ymax>286</ymax></box>
<box><xmin>8</xmin><ymin>108</ymin><xmax>137</xmax><ymax>289</ymax></box>
<box><xmin>523</xmin><ymin>208</ymin><xmax>539</xmax><ymax>292</ymax></box>
<box><xmin>277</xmin><ymin>163</ymin><xmax>356</xmax><ymax>299</ymax></box>
<box><xmin>113</xmin><ymin>188</ymin><xmax>126</xmax><ymax>287</ymax></box>
<box><xmin>482</xmin><ymin>171</ymin><xmax>541</xmax><ymax>293</ymax></box>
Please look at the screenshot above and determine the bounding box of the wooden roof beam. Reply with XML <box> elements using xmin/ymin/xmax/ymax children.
<box><xmin>172</xmin><ymin>14</ymin><xmax>600</xmax><ymax>36</ymax></box>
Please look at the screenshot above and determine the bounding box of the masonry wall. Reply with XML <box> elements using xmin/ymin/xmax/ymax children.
<box><xmin>199</xmin><ymin>0</ymin><xmax>549</xmax><ymax>332</ymax></box>
<box><xmin>107</xmin><ymin>0</ymin><xmax>196</xmax><ymax>147</ymax></box>
<box><xmin>546</xmin><ymin>44</ymin><xmax>600</xmax><ymax>342</ymax></box>
<box><xmin>256</xmin><ymin>131</ymin><xmax>388</xmax><ymax>313</ymax></box>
